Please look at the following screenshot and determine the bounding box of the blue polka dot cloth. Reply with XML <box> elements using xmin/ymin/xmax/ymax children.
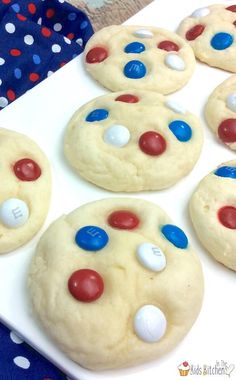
<box><xmin>0</xmin><ymin>322</ymin><xmax>69</xmax><ymax>379</ymax></box>
<box><xmin>0</xmin><ymin>0</ymin><xmax>94</xmax><ymax>109</ymax></box>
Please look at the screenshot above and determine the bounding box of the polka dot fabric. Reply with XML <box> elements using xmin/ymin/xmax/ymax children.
<box><xmin>0</xmin><ymin>0</ymin><xmax>93</xmax><ymax>109</ymax></box>
<box><xmin>0</xmin><ymin>322</ymin><xmax>68</xmax><ymax>379</ymax></box>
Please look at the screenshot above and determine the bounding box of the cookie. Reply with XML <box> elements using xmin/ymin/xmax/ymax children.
<box><xmin>205</xmin><ymin>75</ymin><xmax>236</xmax><ymax>150</ymax></box>
<box><xmin>177</xmin><ymin>4</ymin><xmax>236</xmax><ymax>72</ymax></box>
<box><xmin>189</xmin><ymin>161</ymin><xmax>236</xmax><ymax>271</ymax></box>
<box><xmin>28</xmin><ymin>198</ymin><xmax>204</xmax><ymax>370</ymax></box>
<box><xmin>64</xmin><ymin>90</ymin><xmax>203</xmax><ymax>192</ymax></box>
<box><xmin>84</xmin><ymin>25</ymin><xmax>196</xmax><ymax>94</ymax></box>
<box><xmin>0</xmin><ymin>128</ymin><xmax>51</xmax><ymax>254</ymax></box>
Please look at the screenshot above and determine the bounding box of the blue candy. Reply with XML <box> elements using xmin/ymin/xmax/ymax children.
<box><xmin>124</xmin><ymin>60</ymin><xmax>146</xmax><ymax>79</ymax></box>
<box><xmin>211</xmin><ymin>32</ymin><xmax>233</xmax><ymax>50</ymax></box>
<box><xmin>124</xmin><ymin>42</ymin><xmax>145</xmax><ymax>54</ymax></box>
<box><xmin>86</xmin><ymin>108</ymin><xmax>109</xmax><ymax>122</ymax></box>
<box><xmin>161</xmin><ymin>224</ymin><xmax>188</xmax><ymax>249</ymax></box>
<box><xmin>168</xmin><ymin>120</ymin><xmax>192</xmax><ymax>142</ymax></box>
<box><xmin>75</xmin><ymin>225</ymin><xmax>109</xmax><ymax>251</ymax></box>
<box><xmin>214</xmin><ymin>166</ymin><xmax>236</xmax><ymax>179</ymax></box>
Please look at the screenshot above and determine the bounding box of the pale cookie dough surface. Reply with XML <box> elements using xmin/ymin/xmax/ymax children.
<box><xmin>205</xmin><ymin>75</ymin><xmax>236</xmax><ymax>150</ymax></box>
<box><xmin>28</xmin><ymin>198</ymin><xmax>204</xmax><ymax>370</ymax></box>
<box><xmin>0</xmin><ymin>128</ymin><xmax>51</xmax><ymax>254</ymax></box>
<box><xmin>84</xmin><ymin>25</ymin><xmax>196</xmax><ymax>94</ymax></box>
<box><xmin>177</xmin><ymin>4</ymin><xmax>236</xmax><ymax>72</ymax></box>
<box><xmin>64</xmin><ymin>90</ymin><xmax>203</xmax><ymax>192</ymax></box>
<box><xmin>190</xmin><ymin>160</ymin><xmax>236</xmax><ymax>271</ymax></box>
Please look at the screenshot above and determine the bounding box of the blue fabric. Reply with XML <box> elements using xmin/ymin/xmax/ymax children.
<box><xmin>0</xmin><ymin>0</ymin><xmax>93</xmax><ymax>109</ymax></box>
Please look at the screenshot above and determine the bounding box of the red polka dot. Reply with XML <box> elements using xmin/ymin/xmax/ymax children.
<box><xmin>29</xmin><ymin>73</ymin><xmax>39</xmax><ymax>82</ymax></box>
<box><xmin>108</xmin><ymin>210</ymin><xmax>140</xmax><ymax>230</ymax></box>
<box><xmin>41</xmin><ymin>27</ymin><xmax>52</xmax><ymax>37</ymax></box>
<box><xmin>226</xmin><ymin>5</ymin><xmax>236</xmax><ymax>12</ymax></box>
<box><xmin>10</xmin><ymin>49</ymin><xmax>21</xmax><ymax>56</ymax></box>
<box><xmin>46</xmin><ymin>8</ymin><xmax>55</xmax><ymax>18</ymax></box>
<box><xmin>86</xmin><ymin>46</ymin><xmax>108</xmax><ymax>64</ymax></box>
<box><xmin>7</xmin><ymin>89</ymin><xmax>16</xmax><ymax>101</ymax></box>
<box><xmin>67</xmin><ymin>32</ymin><xmax>75</xmax><ymax>40</ymax></box>
<box><xmin>60</xmin><ymin>62</ymin><xmax>67</xmax><ymax>68</ymax></box>
<box><xmin>158</xmin><ymin>40</ymin><xmax>180</xmax><ymax>52</ymax></box>
<box><xmin>17</xmin><ymin>13</ymin><xmax>27</xmax><ymax>21</ymax></box>
<box><xmin>139</xmin><ymin>131</ymin><xmax>167</xmax><ymax>156</ymax></box>
<box><xmin>218</xmin><ymin>206</ymin><xmax>236</xmax><ymax>229</ymax></box>
<box><xmin>28</xmin><ymin>2</ymin><xmax>36</xmax><ymax>14</ymax></box>
<box><xmin>13</xmin><ymin>158</ymin><xmax>41</xmax><ymax>181</ymax></box>
<box><xmin>186</xmin><ymin>24</ymin><xmax>205</xmax><ymax>41</ymax></box>
<box><xmin>218</xmin><ymin>119</ymin><xmax>236</xmax><ymax>143</ymax></box>
<box><xmin>115</xmin><ymin>94</ymin><xmax>139</xmax><ymax>103</ymax></box>
<box><xmin>68</xmin><ymin>269</ymin><xmax>104</xmax><ymax>302</ymax></box>
<box><xmin>2</xmin><ymin>0</ymin><xmax>11</xmax><ymax>4</ymax></box>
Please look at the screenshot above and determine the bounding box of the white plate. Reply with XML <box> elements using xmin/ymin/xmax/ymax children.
<box><xmin>0</xmin><ymin>1</ymin><xmax>236</xmax><ymax>379</ymax></box>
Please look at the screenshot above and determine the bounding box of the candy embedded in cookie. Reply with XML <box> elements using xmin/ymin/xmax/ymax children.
<box><xmin>189</xmin><ymin>160</ymin><xmax>236</xmax><ymax>271</ymax></box>
<box><xmin>205</xmin><ymin>75</ymin><xmax>236</xmax><ymax>150</ymax></box>
<box><xmin>28</xmin><ymin>198</ymin><xmax>203</xmax><ymax>370</ymax></box>
<box><xmin>64</xmin><ymin>90</ymin><xmax>203</xmax><ymax>192</ymax></box>
<box><xmin>0</xmin><ymin>128</ymin><xmax>51</xmax><ymax>254</ymax></box>
<box><xmin>177</xmin><ymin>5</ymin><xmax>236</xmax><ymax>72</ymax></box>
<box><xmin>84</xmin><ymin>25</ymin><xmax>196</xmax><ymax>94</ymax></box>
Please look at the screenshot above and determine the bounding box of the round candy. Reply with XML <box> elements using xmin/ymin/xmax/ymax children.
<box><xmin>185</xmin><ymin>24</ymin><xmax>205</xmax><ymax>41</ymax></box>
<box><xmin>211</xmin><ymin>33</ymin><xmax>233</xmax><ymax>50</ymax></box>
<box><xmin>161</xmin><ymin>224</ymin><xmax>188</xmax><ymax>249</ymax></box>
<box><xmin>123</xmin><ymin>60</ymin><xmax>146</xmax><ymax>79</ymax></box>
<box><xmin>108</xmin><ymin>210</ymin><xmax>139</xmax><ymax>230</ymax></box>
<box><xmin>103</xmin><ymin>125</ymin><xmax>130</xmax><ymax>147</ymax></box>
<box><xmin>139</xmin><ymin>131</ymin><xmax>166</xmax><ymax>156</ymax></box>
<box><xmin>86</xmin><ymin>108</ymin><xmax>109</xmax><ymax>122</ymax></box>
<box><xmin>115</xmin><ymin>94</ymin><xmax>139</xmax><ymax>103</ymax></box>
<box><xmin>13</xmin><ymin>158</ymin><xmax>41</xmax><ymax>181</ymax></box>
<box><xmin>218</xmin><ymin>206</ymin><xmax>236</xmax><ymax>229</ymax></box>
<box><xmin>165</xmin><ymin>99</ymin><xmax>186</xmax><ymax>114</ymax></box>
<box><xmin>226</xmin><ymin>92</ymin><xmax>236</xmax><ymax>112</ymax></box>
<box><xmin>136</xmin><ymin>242</ymin><xmax>166</xmax><ymax>272</ymax></box>
<box><xmin>214</xmin><ymin>166</ymin><xmax>236</xmax><ymax>179</ymax></box>
<box><xmin>168</xmin><ymin>120</ymin><xmax>192</xmax><ymax>142</ymax></box>
<box><xmin>164</xmin><ymin>54</ymin><xmax>185</xmax><ymax>71</ymax></box>
<box><xmin>191</xmin><ymin>7</ymin><xmax>210</xmax><ymax>18</ymax></box>
<box><xmin>226</xmin><ymin>5</ymin><xmax>236</xmax><ymax>13</ymax></box>
<box><xmin>0</xmin><ymin>198</ymin><xmax>29</xmax><ymax>228</ymax></box>
<box><xmin>124</xmin><ymin>42</ymin><xmax>145</xmax><ymax>54</ymax></box>
<box><xmin>86</xmin><ymin>46</ymin><xmax>108</xmax><ymax>63</ymax></box>
<box><xmin>158</xmin><ymin>40</ymin><xmax>179</xmax><ymax>52</ymax></box>
<box><xmin>134</xmin><ymin>305</ymin><xmax>167</xmax><ymax>343</ymax></box>
<box><xmin>75</xmin><ymin>225</ymin><xmax>109</xmax><ymax>251</ymax></box>
<box><xmin>68</xmin><ymin>269</ymin><xmax>104</xmax><ymax>302</ymax></box>
<box><xmin>133</xmin><ymin>29</ymin><xmax>154</xmax><ymax>38</ymax></box>
<box><xmin>218</xmin><ymin>118</ymin><xmax>236</xmax><ymax>143</ymax></box>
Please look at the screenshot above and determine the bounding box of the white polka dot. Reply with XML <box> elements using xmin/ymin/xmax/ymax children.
<box><xmin>10</xmin><ymin>331</ymin><xmax>24</xmax><ymax>344</ymax></box>
<box><xmin>0</xmin><ymin>79</ymin><xmax>2</xmax><ymax>86</ymax></box>
<box><xmin>13</xmin><ymin>356</ymin><xmax>30</xmax><ymax>369</ymax></box>
<box><xmin>58</xmin><ymin>0</ymin><xmax>65</xmax><ymax>2</ymax></box>
<box><xmin>0</xmin><ymin>58</ymin><xmax>5</xmax><ymax>65</ymax></box>
<box><xmin>24</xmin><ymin>35</ymin><xmax>34</xmax><ymax>45</ymax></box>
<box><xmin>5</xmin><ymin>23</ymin><xmax>15</xmax><ymax>33</ymax></box>
<box><xmin>47</xmin><ymin>71</ymin><xmax>54</xmax><ymax>77</ymax></box>
<box><xmin>52</xmin><ymin>44</ymin><xmax>61</xmax><ymax>53</ymax></box>
<box><xmin>54</xmin><ymin>23</ymin><xmax>62</xmax><ymax>32</ymax></box>
<box><xmin>0</xmin><ymin>97</ymin><xmax>8</xmax><ymax>108</ymax></box>
<box><xmin>76</xmin><ymin>38</ymin><xmax>83</xmax><ymax>46</ymax></box>
<box><xmin>37</xmin><ymin>17</ymin><xmax>42</xmax><ymax>25</ymax></box>
<box><xmin>64</xmin><ymin>36</ymin><xmax>71</xmax><ymax>44</ymax></box>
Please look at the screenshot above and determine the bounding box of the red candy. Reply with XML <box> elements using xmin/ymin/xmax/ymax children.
<box><xmin>68</xmin><ymin>269</ymin><xmax>104</xmax><ymax>302</ymax></box>
<box><xmin>115</xmin><ymin>94</ymin><xmax>139</xmax><ymax>103</ymax></box>
<box><xmin>86</xmin><ymin>47</ymin><xmax>108</xmax><ymax>64</ymax></box>
<box><xmin>158</xmin><ymin>40</ymin><xmax>179</xmax><ymax>51</ymax></box>
<box><xmin>226</xmin><ymin>5</ymin><xmax>236</xmax><ymax>12</ymax></box>
<box><xmin>139</xmin><ymin>131</ymin><xmax>166</xmax><ymax>156</ymax></box>
<box><xmin>218</xmin><ymin>206</ymin><xmax>236</xmax><ymax>229</ymax></box>
<box><xmin>186</xmin><ymin>24</ymin><xmax>205</xmax><ymax>41</ymax></box>
<box><xmin>13</xmin><ymin>158</ymin><xmax>41</xmax><ymax>181</ymax></box>
<box><xmin>233</xmin><ymin>21</ymin><xmax>236</xmax><ymax>27</ymax></box>
<box><xmin>218</xmin><ymin>119</ymin><xmax>236</xmax><ymax>143</ymax></box>
<box><xmin>108</xmin><ymin>210</ymin><xmax>140</xmax><ymax>230</ymax></box>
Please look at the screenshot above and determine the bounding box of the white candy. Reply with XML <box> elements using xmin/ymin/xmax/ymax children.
<box><xmin>103</xmin><ymin>125</ymin><xmax>130</xmax><ymax>147</ymax></box>
<box><xmin>134</xmin><ymin>305</ymin><xmax>167</xmax><ymax>343</ymax></box>
<box><xmin>133</xmin><ymin>29</ymin><xmax>154</xmax><ymax>38</ymax></box>
<box><xmin>0</xmin><ymin>198</ymin><xmax>29</xmax><ymax>228</ymax></box>
<box><xmin>165</xmin><ymin>99</ymin><xmax>186</xmax><ymax>114</ymax></box>
<box><xmin>191</xmin><ymin>7</ymin><xmax>210</xmax><ymax>18</ymax></box>
<box><xmin>165</xmin><ymin>54</ymin><xmax>186</xmax><ymax>71</ymax></box>
<box><xmin>137</xmin><ymin>242</ymin><xmax>166</xmax><ymax>272</ymax></box>
<box><xmin>226</xmin><ymin>92</ymin><xmax>236</xmax><ymax>113</ymax></box>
